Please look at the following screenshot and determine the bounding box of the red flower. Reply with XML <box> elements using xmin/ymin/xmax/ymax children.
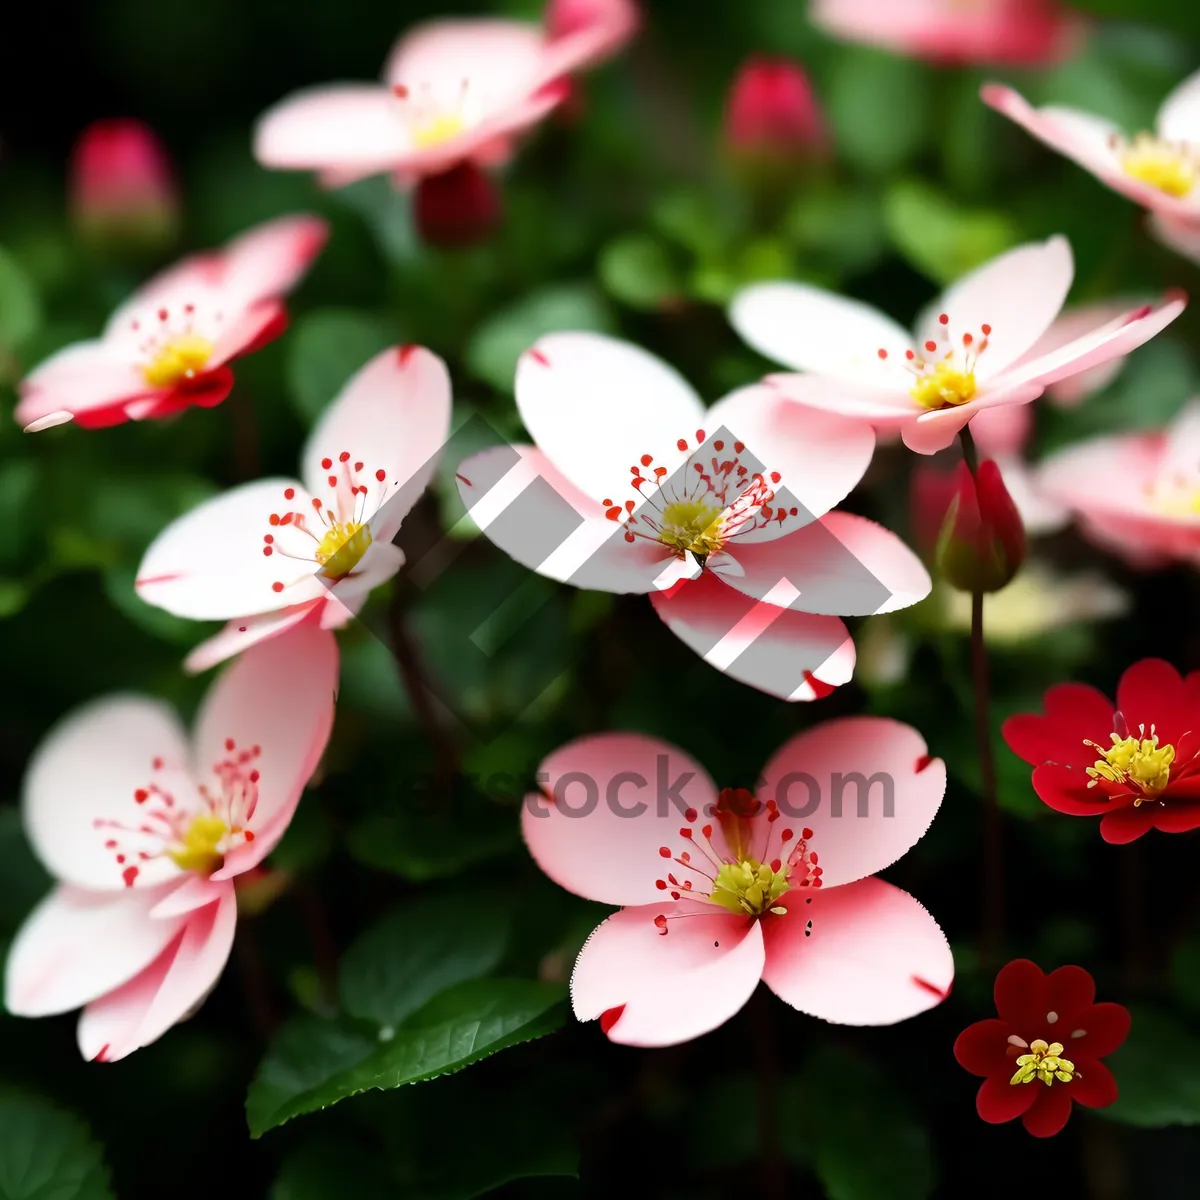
<box><xmin>1002</xmin><ymin>658</ymin><xmax>1200</xmax><ymax>843</ymax></box>
<box><xmin>954</xmin><ymin>959</ymin><xmax>1130</xmax><ymax>1138</ymax></box>
<box><xmin>935</xmin><ymin>459</ymin><xmax>1026</xmax><ymax>594</ymax></box>
<box><xmin>723</xmin><ymin>57</ymin><xmax>827</xmax><ymax>161</ymax></box>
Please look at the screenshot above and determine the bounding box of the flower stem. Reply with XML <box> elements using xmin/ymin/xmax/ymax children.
<box><xmin>387</xmin><ymin>585</ymin><xmax>458</xmax><ymax>798</ymax></box>
<box><xmin>749</xmin><ymin>990</ymin><xmax>787</xmax><ymax>1200</ymax></box>
<box><xmin>959</xmin><ymin>424</ymin><xmax>1003</xmax><ymax>965</ymax></box>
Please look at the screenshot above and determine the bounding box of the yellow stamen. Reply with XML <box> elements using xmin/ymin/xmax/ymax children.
<box><xmin>167</xmin><ymin>814</ymin><xmax>228</xmax><ymax>874</ymax></box>
<box><xmin>709</xmin><ymin>858</ymin><xmax>790</xmax><ymax>918</ymax></box>
<box><xmin>1010</xmin><ymin>1039</ymin><xmax>1075</xmax><ymax>1087</ymax></box>
<box><xmin>1146</xmin><ymin>479</ymin><xmax>1200</xmax><ymax>517</ymax></box>
<box><xmin>315</xmin><ymin>522</ymin><xmax>373</xmax><ymax>580</ymax></box>
<box><xmin>657</xmin><ymin>499</ymin><xmax>724</xmax><ymax>559</ymax></box>
<box><xmin>413</xmin><ymin>113</ymin><xmax>467</xmax><ymax>150</ymax></box>
<box><xmin>1084</xmin><ymin>729</ymin><xmax>1174</xmax><ymax>801</ymax></box>
<box><xmin>142</xmin><ymin>334</ymin><xmax>214</xmax><ymax>388</ymax></box>
<box><xmin>1121</xmin><ymin>133</ymin><xmax>1198</xmax><ymax>198</ymax></box>
<box><xmin>909</xmin><ymin>361</ymin><xmax>976</xmax><ymax>410</ymax></box>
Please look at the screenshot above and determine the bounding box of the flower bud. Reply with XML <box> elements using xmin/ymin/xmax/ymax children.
<box><xmin>69</xmin><ymin>119</ymin><xmax>179</xmax><ymax>255</ymax></box>
<box><xmin>935</xmin><ymin>460</ymin><xmax>1027</xmax><ymax>594</ymax></box>
<box><xmin>724</xmin><ymin>57</ymin><xmax>827</xmax><ymax>164</ymax></box>
<box><xmin>412</xmin><ymin>162</ymin><xmax>502</xmax><ymax>248</ymax></box>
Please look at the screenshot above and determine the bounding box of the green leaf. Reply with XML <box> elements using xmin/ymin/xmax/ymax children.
<box><xmin>786</xmin><ymin>185</ymin><xmax>886</xmax><ymax>276</ymax></box>
<box><xmin>1171</xmin><ymin>941</ymin><xmax>1200</xmax><ymax>1017</ymax></box>
<box><xmin>247</xmin><ymin>979</ymin><xmax>567</xmax><ymax>1137</ymax></box>
<box><xmin>285</xmin><ymin>309</ymin><xmax>397</xmax><ymax>425</ymax></box>
<box><xmin>0</xmin><ymin>1090</ymin><xmax>114</xmax><ymax>1200</ymax></box>
<box><xmin>828</xmin><ymin>49</ymin><xmax>933</xmax><ymax>176</ymax></box>
<box><xmin>1103</xmin><ymin>1006</ymin><xmax>1200</xmax><ymax>1127</ymax></box>
<box><xmin>598</xmin><ymin>235</ymin><xmax>681</xmax><ymax>311</ymax></box>
<box><xmin>465</xmin><ymin>284</ymin><xmax>615</xmax><ymax>394</ymax></box>
<box><xmin>0</xmin><ymin>247</ymin><xmax>41</xmax><ymax>358</ymax></box>
<box><xmin>800</xmin><ymin>1046</ymin><xmax>935</xmax><ymax>1200</ymax></box>
<box><xmin>339</xmin><ymin>894</ymin><xmax>513</xmax><ymax>1028</ymax></box>
<box><xmin>884</xmin><ymin>180</ymin><xmax>1022</xmax><ymax>286</ymax></box>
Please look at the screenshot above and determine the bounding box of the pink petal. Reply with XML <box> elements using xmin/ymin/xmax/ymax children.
<box><xmin>4</xmin><ymin>885</ymin><xmax>188</xmax><ymax>1017</ymax></box>
<box><xmin>217</xmin><ymin>214</ymin><xmax>329</xmax><ymax>304</ymax></box>
<box><xmin>515</xmin><ymin>332</ymin><xmax>706</xmax><ymax>503</ymax></box>
<box><xmin>195</xmin><ymin>623</ymin><xmax>338</xmax><ymax>879</ymax></box>
<box><xmin>768</xmin><ymin>374</ymin><xmax>918</xmax><ymax>435</ymax></box>
<box><xmin>969</xmin><ymin>403</ymin><xmax>1032</xmax><ymax>458</ymax></box>
<box><xmin>921</xmin><ymin>236</ymin><xmax>1072</xmax><ymax>379</ymax></box>
<box><xmin>300</xmin><ymin>345</ymin><xmax>452</xmax><ymax>543</ymax></box>
<box><xmin>650</xmin><ymin>571</ymin><xmax>855</xmax><ymax>701</ymax></box>
<box><xmin>16</xmin><ymin>340</ymin><xmax>150</xmax><ymax>430</ymax></box>
<box><xmin>183</xmin><ymin>603</ymin><xmax>322</xmax><ymax>674</ymax></box>
<box><xmin>1157</xmin><ymin>68</ymin><xmax>1200</xmax><ymax>144</ymax></box>
<box><xmin>703</xmin><ymin>384</ymin><xmax>876</xmax><ymax>529</ymax></box>
<box><xmin>571</xmin><ymin>904</ymin><xmax>765</xmax><ymax>1047</ymax></box>
<box><xmin>758</xmin><ymin>717</ymin><xmax>946</xmax><ymax>886</ymax></box>
<box><xmin>760</xmin><ymin>877</ymin><xmax>953</xmax><ymax>1024</ymax></box>
<box><xmin>900</xmin><ymin>385</ymin><xmax>1044</xmax><ymax>454</ymax></box>
<box><xmin>717</xmin><ymin>511</ymin><xmax>932</xmax><ymax>615</ymax></box>
<box><xmin>23</xmin><ymin>697</ymin><xmax>191</xmax><ymax>892</ymax></box>
<box><xmin>1011</xmin><ymin>302</ymin><xmax>1140</xmax><ymax>406</ymax></box>
<box><xmin>456</xmin><ymin>444</ymin><xmax>681</xmax><ymax>593</ymax></box>
<box><xmin>538</xmin><ymin>0</ymin><xmax>638</xmax><ymax>78</ymax></box>
<box><xmin>1148</xmin><ymin>213</ymin><xmax>1200</xmax><ymax>265</ymax></box>
<box><xmin>205</xmin><ymin>300</ymin><xmax>287</xmax><ymax>370</ymax></box>
<box><xmin>993</xmin><ymin>454</ymin><xmax>1069</xmax><ymax>537</ymax></box>
<box><xmin>521</xmin><ymin>732</ymin><xmax>719</xmax><ymax>907</ymax></box>
<box><xmin>77</xmin><ymin>882</ymin><xmax>237</xmax><ymax>1062</ymax></box>
<box><xmin>148</xmin><ymin>874</ymin><xmax>230</xmax><ymax>919</ymax></box>
<box><xmin>136</xmin><ymin>478</ymin><xmax>329</xmax><ymax>620</ymax></box>
<box><xmin>254</xmin><ymin>85</ymin><xmax>410</xmax><ymax>177</ymax></box>
<box><xmin>998</xmin><ymin>295</ymin><xmax>1186</xmax><ymax>393</ymax></box>
<box><xmin>730</xmin><ymin>282</ymin><xmax>913</xmax><ymax>388</ymax></box>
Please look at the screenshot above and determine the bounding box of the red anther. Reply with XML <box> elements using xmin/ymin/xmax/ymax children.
<box><xmin>659</xmin><ymin>846</ymin><xmax>671</xmax><ymax>857</ymax></box>
<box><xmin>321</xmin><ymin>457</ymin><xmax>332</xmax><ymax>469</ymax></box>
<box><xmin>877</xmin><ymin>348</ymin><xmax>888</xmax><ymax>359</ymax></box>
<box><xmin>339</xmin><ymin>451</ymin><xmax>350</xmax><ymax>462</ymax></box>
<box><xmin>684</xmin><ymin>808</ymin><xmax>698</xmax><ymax>822</ymax></box>
<box><xmin>802</xmin><ymin>827</ymin><xmax>814</xmax><ymax>839</ymax></box>
<box><xmin>938</xmin><ymin>313</ymin><xmax>949</xmax><ymax>325</ymax></box>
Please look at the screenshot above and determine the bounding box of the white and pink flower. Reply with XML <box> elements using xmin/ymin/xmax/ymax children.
<box><xmin>984</xmin><ymin>72</ymin><xmax>1200</xmax><ymax>261</ymax></box>
<box><xmin>455</xmin><ymin>332</ymin><xmax>931</xmax><ymax>702</ymax></box>
<box><xmin>254</xmin><ymin>2</ymin><xmax>636</xmax><ymax>190</ymax></box>
<box><xmin>524</xmin><ymin>717</ymin><xmax>952</xmax><ymax>1046</ymax></box>
<box><xmin>810</xmin><ymin>0</ymin><xmax>1079</xmax><ymax>66</ymax></box>
<box><xmin>17</xmin><ymin>215</ymin><xmax>327</xmax><ymax>432</ymax></box>
<box><xmin>135</xmin><ymin>345</ymin><xmax>451</xmax><ymax>672</ymax></box>
<box><xmin>1035</xmin><ymin>399</ymin><xmax>1200</xmax><ymax>568</ymax></box>
<box><xmin>729</xmin><ymin>237</ymin><xmax>1184</xmax><ymax>454</ymax></box>
<box><xmin>3</xmin><ymin>624</ymin><xmax>338</xmax><ymax>1061</ymax></box>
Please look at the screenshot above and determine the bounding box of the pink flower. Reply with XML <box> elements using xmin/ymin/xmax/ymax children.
<box><xmin>455</xmin><ymin>333</ymin><xmax>931</xmax><ymax>702</ymax></box>
<box><xmin>16</xmin><ymin>215</ymin><xmax>327</xmax><ymax>433</ymax></box>
<box><xmin>69</xmin><ymin>119</ymin><xmax>179</xmax><ymax>250</ymax></box>
<box><xmin>729</xmin><ymin>237</ymin><xmax>1184</xmax><ymax>454</ymax></box>
<box><xmin>523</xmin><ymin>717</ymin><xmax>952</xmax><ymax>1046</ymax></box>
<box><xmin>1034</xmin><ymin>400</ymin><xmax>1200</xmax><ymax>569</ymax></box>
<box><xmin>984</xmin><ymin>73</ymin><xmax>1200</xmax><ymax>260</ymax></box>
<box><xmin>135</xmin><ymin>345</ymin><xmax>451</xmax><ymax>672</ymax></box>
<box><xmin>1027</xmin><ymin>302</ymin><xmax>1143</xmax><ymax>409</ymax></box>
<box><xmin>3</xmin><ymin>624</ymin><xmax>338</xmax><ymax>1061</ymax></box>
<box><xmin>966</xmin><ymin>406</ymin><xmax>1068</xmax><ymax>536</ymax></box>
<box><xmin>254</xmin><ymin>4</ymin><xmax>635</xmax><ymax>191</ymax></box>
<box><xmin>723</xmin><ymin>57</ymin><xmax>827</xmax><ymax>160</ymax></box>
<box><xmin>812</xmin><ymin>0</ymin><xmax>1079</xmax><ymax>66</ymax></box>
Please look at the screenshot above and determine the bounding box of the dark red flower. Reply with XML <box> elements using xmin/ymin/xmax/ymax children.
<box><xmin>954</xmin><ymin>959</ymin><xmax>1130</xmax><ymax>1138</ymax></box>
<box><xmin>1002</xmin><ymin>658</ymin><xmax>1200</xmax><ymax>843</ymax></box>
<box><xmin>723</xmin><ymin>57</ymin><xmax>827</xmax><ymax>161</ymax></box>
<box><xmin>935</xmin><ymin>459</ymin><xmax>1026</xmax><ymax>593</ymax></box>
<box><xmin>413</xmin><ymin>162</ymin><xmax>503</xmax><ymax>248</ymax></box>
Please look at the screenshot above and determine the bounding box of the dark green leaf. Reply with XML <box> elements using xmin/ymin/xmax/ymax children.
<box><xmin>598</xmin><ymin>235</ymin><xmax>681</xmax><ymax>311</ymax></box>
<box><xmin>0</xmin><ymin>1091</ymin><xmax>114</xmax><ymax>1200</ymax></box>
<box><xmin>248</xmin><ymin>980</ymin><xmax>566</xmax><ymax>1137</ymax></box>
<box><xmin>1103</xmin><ymin>1006</ymin><xmax>1200</xmax><ymax>1127</ymax></box>
<box><xmin>0</xmin><ymin>248</ymin><xmax>41</xmax><ymax>358</ymax></box>
<box><xmin>828</xmin><ymin>50</ymin><xmax>932</xmax><ymax>176</ymax></box>
<box><xmin>339</xmin><ymin>894</ymin><xmax>513</xmax><ymax>1028</ymax></box>
<box><xmin>270</xmin><ymin>1137</ymin><xmax>395</xmax><ymax>1200</ymax></box>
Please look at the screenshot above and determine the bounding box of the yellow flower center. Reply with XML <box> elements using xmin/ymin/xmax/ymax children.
<box><xmin>314</xmin><ymin>522</ymin><xmax>373</xmax><ymax>580</ymax></box>
<box><xmin>1010</xmin><ymin>1039</ymin><xmax>1075</xmax><ymax>1087</ymax></box>
<box><xmin>1084</xmin><ymin>729</ymin><xmax>1174</xmax><ymax>800</ymax></box>
<box><xmin>412</xmin><ymin>113</ymin><xmax>467</xmax><ymax>150</ymax></box>
<box><xmin>141</xmin><ymin>333</ymin><xmax>215</xmax><ymax>388</ymax></box>
<box><xmin>657</xmin><ymin>499</ymin><xmax>725</xmax><ymax>559</ymax></box>
<box><xmin>709</xmin><ymin>857</ymin><xmax>791</xmax><ymax>918</ymax></box>
<box><xmin>167</xmin><ymin>813</ymin><xmax>228</xmax><ymax>875</ymax></box>
<box><xmin>1146</xmin><ymin>478</ymin><xmax>1200</xmax><ymax>517</ymax></box>
<box><xmin>909</xmin><ymin>361</ymin><xmax>977</xmax><ymax>410</ymax></box>
<box><xmin>1121</xmin><ymin>133</ymin><xmax>1198</xmax><ymax>198</ymax></box>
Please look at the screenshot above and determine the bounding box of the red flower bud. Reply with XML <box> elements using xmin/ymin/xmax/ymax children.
<box><xmin>412</xmin><ymin>162</ymin><xmax>502</xmax><ymax>248</ymax></box>
<box><xmin>935</xmin><ymin>460</ymin><xmax>1027</xmax><ymax>593</ymax></box>
<box><xmin>724</xmin><ymin>57</ymin><xmax>827</xmax><ymax>162</ymax></box>
<box><xmin>69</xmin><ymin>119</ymin><xmax>179</xmax><ymax>253</ymax></box>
